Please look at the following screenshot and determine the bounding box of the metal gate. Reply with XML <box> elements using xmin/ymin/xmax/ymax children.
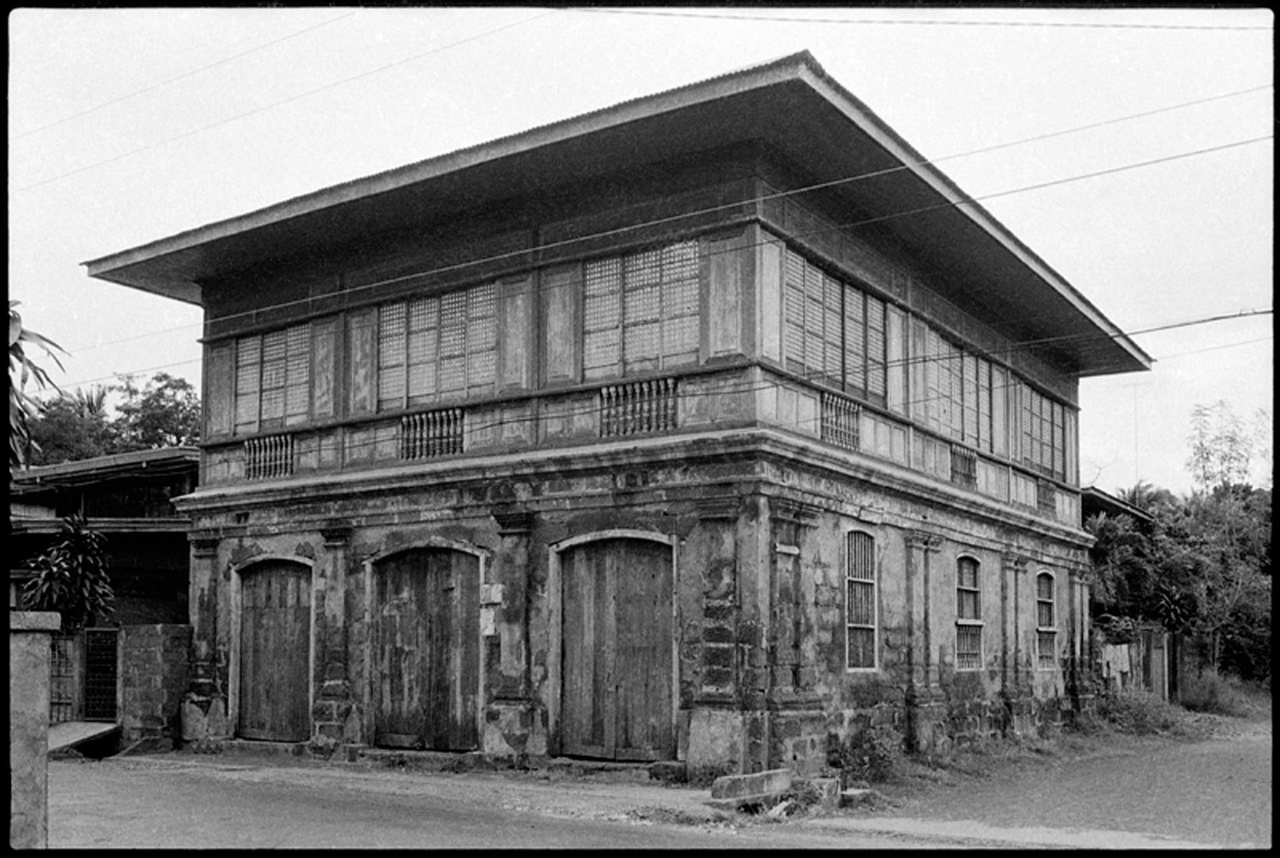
<box><xmin>84</xmin><ymin>628</ymin><xmax>119</xmax><ymax>721</ymax></box>
<box><xmin>50</xmin><ymin>634</ymin><xmax>78</xmax><ymax>724</ymax></box>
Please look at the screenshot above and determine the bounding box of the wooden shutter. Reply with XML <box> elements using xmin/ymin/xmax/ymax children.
<box><xmin>347</xmin><ymin>308</ymin><xmax>378</xmax><ymax>416</ymax></box>
<box><xmin>285</xmin><ymin>324</ymin><xmax>310</xmax><ymax>425</ymax></box>
<box><xmin>498</xmin><ymin>275</ymin><xmax>534</xmax><ymax>392</ymax></box>
<box><xmin>207</xmin><ymin>340</ymin><xmax>235</xmax><ymax>439</ymax></box>
<box><xmin>908</xmin><ymin>317</ymin><xmax>928</xmax><ymax>423</ymax></box>
<box><xmin>541</xmin><ymin>264</ymin><xmax>580</xmax><ymax>385</ymax></box>
<box><xmin>885</xmin><ymin>305</ymin><xmax>906</xmax><ymax>415</ymax></box>
<box><xmin>844</xmin><ymin>286</ymin><xmax>865</xmax><ymax>396</ymax></box>
<box><xmin>991</xmin><ymin>365</ymin><xmax>1008</xmax><ymax>458</ymax></box>
<box><xmin>803</xmin><ymin>260</ymin><xmax>824</xmax><ymax>378</ymax></box>
<box><xmin>866</xmin><ymin>295</ymin><xmax>886</xmax><ymax>403</ymax></box>
<box><xmin>823</xmin><ymin>273</ymin><xmax>843</xmax><ymax>385</ymax></box>
<box><xmin>962</xmin><ymin>352</ymin><xmax>978</xmax><ymax>445</ymax></box>
<box><xmin>758</xmin><ymin>239</ymin><xmax>784</xmax><ymax>363</ymax></box>
<box><xmin>312</xmin><ymin>318</ymin><xmax>338</xmax><ymax>420</ymax></box>
<box><xmin>977</xmin><ymin>358</ymin><xmax>992</xmax><ymax>453</ymax></box>
<box><xmin>235</xmin><ymin>336</ymin><xmax>261</xmax><ymax>434</ymax></box>
<box><xmin>783</xmin><ymin>250</ymin><xmax>806</xmax><ymax>373</ymax></box>
<box><xmin>708</xmin><ymin>235</ymin><xmax>744</xmax><ymax>359</ymax></box>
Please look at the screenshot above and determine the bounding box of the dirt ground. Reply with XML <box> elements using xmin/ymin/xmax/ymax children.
<box><xmin>46</xmin><ymin>707</ymin><xmax>1271</xmax><ymax>849</ymax></box>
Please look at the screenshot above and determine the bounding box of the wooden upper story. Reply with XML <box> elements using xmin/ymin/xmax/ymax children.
<box><xmin>84</xmin><ymin>53</ymin><xmax>1149</xmax><ymax>528</ymax></box>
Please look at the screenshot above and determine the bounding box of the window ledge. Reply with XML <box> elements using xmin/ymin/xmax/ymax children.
<box><xmin>956</xmin><ymin>619</ymin><xmax>985</xmax><ymax>627</ymax></box>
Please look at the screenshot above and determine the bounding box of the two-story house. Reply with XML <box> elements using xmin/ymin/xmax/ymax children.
<box><xmin>84</xmin><ymin>52</ymin><xmax>1149</xmax><ymax>773</ymax></box>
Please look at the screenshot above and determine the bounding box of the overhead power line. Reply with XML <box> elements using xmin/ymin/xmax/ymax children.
<box><xmin>10</xmin><ymin>10</ymin><xmax>361</xmax><ymax>142</ymax></box>
<box><xmin>562</xmin><ymin>6</ymin><xmax>1273</xmax><ymax>31</ymax></box>
<box><xmin>12</xmin><ymin>9</ymin><xmax>559</xmax><ymax>193</ymax></box>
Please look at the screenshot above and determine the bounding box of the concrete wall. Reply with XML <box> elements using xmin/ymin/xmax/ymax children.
<box><xmin>119</xmin><ymin>624</ymin><xmax>192</xmax><ymax>751</ymax></box>
<box><xmin>10</xmin><ymin>610</ymin><xmax>61</xmax><ymax>849</ymax></box>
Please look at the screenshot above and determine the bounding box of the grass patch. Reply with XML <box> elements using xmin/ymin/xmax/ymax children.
<box><xmin>1178</xmin><ymin>673</ymin><xmax>1269</xmax><ymax>719</ymax></box>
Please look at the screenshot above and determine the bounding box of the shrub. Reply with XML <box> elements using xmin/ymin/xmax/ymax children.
<box><xmin>834</xmin><ymin>724</ymin><xmax>903</xmax><ymax>785</ymax></box>
<box><xmin>1095</xmin><ymin>689</ymin><xmax>1178</xmax><ymax>734</ymax></box>
<box><xmin>1179</xmin><ymin>672</ymin><xmax>1254</xmax><ymax>718</ymax></box>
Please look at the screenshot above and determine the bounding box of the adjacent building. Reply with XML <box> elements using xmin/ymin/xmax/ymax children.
<box><xmin>84</xmin><ymin>53</ymin><xmax>1149</xmax><ymax>773</ymax></box>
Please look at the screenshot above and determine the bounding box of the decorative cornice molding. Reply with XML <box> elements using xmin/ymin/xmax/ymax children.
<box><xmin>693</xmin><ymin>497</ymin><xmax>740</xmax><ymax>521</ymax></box>
<box><xmin>771</xmin><ymin>496</ymin><xmax>820</xmax><ymax>527</ymax></box>
<box><xmin>908</xmin><ymin>530</ymin><xmax>944</xmax><ymax>552</ymax></box>
<box><xmin>190</xmin><ymin>534</ymin><xmax>219</xmax><ymax>557</ymax></box>
<box><xmin>320</xmin><ymin>522</ymin><xmax>352</xmax><ymax>546</ymax></box>
<box><xmin>1002</xmin><ymin>553</ymin><xmax>1029</xmax><ymax>573</ymax></box>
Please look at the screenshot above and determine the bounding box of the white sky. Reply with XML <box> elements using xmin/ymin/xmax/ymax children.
<box><xmin>8</xmin><ymin>6</ymin><xmax>1273</xmax><ymax>495</ymax></box>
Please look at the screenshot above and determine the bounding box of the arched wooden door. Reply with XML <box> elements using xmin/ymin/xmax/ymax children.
<box><xmin>560</xmin><ymin>537</ymin><xmax>674</xmax><ymax>761</ymax></box>
<box><xmin>239</xmin><ymin>561</ymin><xmax>312</xmax><ymax>741</ymax></box>
<box><xmin>373</xmin><ymin>548</ymin><xmax>480</xmax><ymax>750</ymax></box>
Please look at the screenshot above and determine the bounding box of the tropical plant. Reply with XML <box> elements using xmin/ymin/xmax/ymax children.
<box><xmin>112</xmin><ymin>371</ymin><xmax>201</xmax><ymax>450</ymax></box>
<box><xmin>9</xmin><ymin>300</ymin><xmax>65</xmax><ymax>468</ymax></box>
<box><xmin>22</xmin><ymin>513</ymin><xmax>114</xmax><ymax>631</ymax></box>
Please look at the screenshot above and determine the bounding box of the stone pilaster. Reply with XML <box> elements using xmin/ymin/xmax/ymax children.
<box><xmin>483</xmin><ymin>509</ymin><xmax>538</xmax><ymax>759</ymax></box>
<box><xmin>181</xmin><ymin>535</ymin><xmax>229</xmax><ymax>744</ymax></box>
<box><xmin>311</xmin><ymin>525</ymin><xmax>353</xmax><ymax>752</ymax></box>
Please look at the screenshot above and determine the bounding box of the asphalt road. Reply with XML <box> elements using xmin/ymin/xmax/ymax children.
<box><xmin>46</xmin><ymin>714</ymin><xmax>1270</xmax><ymax>849</ymax></box>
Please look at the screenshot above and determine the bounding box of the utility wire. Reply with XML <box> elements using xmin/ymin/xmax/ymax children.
<box><xmin>12</xmin><ymin>9</ymin><xmax>559</xmax><ymax>193</ymax></box>
<box><xmin>59</xmin><ymin>81</ymin><xmax>1273</xmax><ymax>356</ymax></box>
<box><xmin>10</xmin><ymin>10</ymin><xmax>361</xmax><ymax>142</ymax></box>
<box><xmin>54</xmin><ymin>306</ymin><xmax>1272</xmax><ymax>394</ymax></box>
<box><xmin>561</xmin><ymin>6</ymin><xmax>1273</xmax><ymax>31</ymax></box>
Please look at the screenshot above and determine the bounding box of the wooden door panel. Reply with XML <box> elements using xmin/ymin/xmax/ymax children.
<box><xmin>239</xmin><ymin>562</ymin><xmax>311</xmax><ymax>742</ymax></box>
<box><xmin>560</xmin><ymin>538</ymin><xmax>673</xmax><ymax>761</ymax></box>
<box><xmin>374</xmin><ymin>549</ymin><xmax>480</xmax><ymax>751</ymax></box>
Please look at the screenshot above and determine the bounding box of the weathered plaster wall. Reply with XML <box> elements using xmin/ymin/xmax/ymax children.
<box><xmin>179</xmin><ymin>432</ymin><xmax>1088</xmax><ymax>775</ymax></box>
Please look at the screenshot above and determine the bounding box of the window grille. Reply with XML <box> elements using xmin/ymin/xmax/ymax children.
<box><xmin>950</xmin><ymin>445</ymin><xmax>978</xmax><ymax>489</ymax></box>
<box><xmin>400</xmin><ymin>408</ymin><xmax>464</xmax><ymax>460</ymax></box>
<box><xmin>1037</xmin><ymin>479</ymin><xmax>1057</xmax><ymax>516</ymax></box>
<box><xmin>955</xmin><ymin>557</ymin><xmax>982</xmax><ymax>671</ymax></box>
<box><xmin>821</xmin><ymin>392</ymin><xmax>861</xmax><ymax>451</ymax></box>
<box><xmin>244</xmin><ymin>433</ymin><xmax>294</xmax><ymax>479</ymax></box>
<box><xmin>846</xmin><ymin>532</ymin><xmax>877</xmax><ymax>669</ymax></box>
<box><xmin>1036</xmin><ymin>572</ymin><xmax>1056</xmax><ymax>669</ymax></box>
<box><xmin>599</xmin><ymin>378</ymin><xmax>678</xmax><ymax>437</ymax></box>
<box><xmin>956</xmin><ymin>625</ymin><xmax>982</xmax><ymax>671</ymax></box>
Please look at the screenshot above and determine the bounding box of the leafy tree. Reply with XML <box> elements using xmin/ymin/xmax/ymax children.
<box><xmin>27</xmin><ymin>391</ymin><xmax>119</xmax><ymax>465</ymax></box>
<box><xmin>112</xmin><ymin>371</ymin><xmax>201</xmax><ymax>450</ymax></box>
<box><xmin>23</xmin><ymin>372</ymin><xmax>203</xmax><ymax>465</ymax></box>
<box><xmin>21</xmin><ymin>513</ymin><xmax>115</xmax><ymax>631</ymax></box>
<box><xmin>8</xmin><ymin>300</ymin><xmax>65</xmax><ymax>468</ymax></box>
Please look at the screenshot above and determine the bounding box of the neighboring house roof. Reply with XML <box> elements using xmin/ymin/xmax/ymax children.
<box><xmin>9</xmin><ymin>447</ymin><xmax>200</xmax><ymax>492</ymax></box>
<box><xmin>9</xmin><ymin>447</ymin><xmax>200</xmax><ymax>536</ymax></box>
<box><xmin>1081</xmin><ymin>485</ymin><xmax>1155</xmax><ymax>526</ymax></box>
<box><xmin>83</xmin><ymin>50</ymin><xmax>1150</xmax><ymax>378</ymax></box>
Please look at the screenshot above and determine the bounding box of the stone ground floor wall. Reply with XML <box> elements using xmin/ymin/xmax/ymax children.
<box><xmin>177</xmin><ymin>439</ymin><xmax>1093</xmax><ymax>776</ymax></box>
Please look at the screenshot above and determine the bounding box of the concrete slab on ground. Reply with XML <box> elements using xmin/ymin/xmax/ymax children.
<box><xmin>48</xmin><ymin>721</ymin><xmax>119</xmax><ymax>753</ymax></box>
